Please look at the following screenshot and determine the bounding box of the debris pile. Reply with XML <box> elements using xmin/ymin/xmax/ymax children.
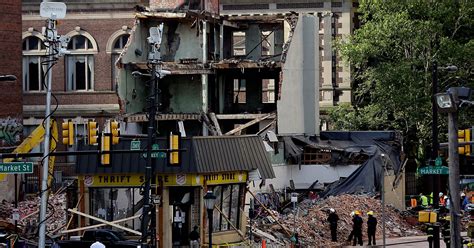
<box><xmin>0</xmin><ymin>193</ymin><xmax>67</xmax><ymax>235</ymax></box>
<box><xmin>251</xmin><ymin>194</ymin><xmax>421</xmax><ymax>247</ymax></box>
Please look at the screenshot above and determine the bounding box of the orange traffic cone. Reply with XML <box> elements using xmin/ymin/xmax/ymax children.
<box><xmin>262</xmin><ymin>239</ymin><xmax>266</xmax><ymax>248</ymax></box>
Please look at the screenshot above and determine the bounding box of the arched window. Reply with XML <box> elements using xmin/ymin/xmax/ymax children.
<box><xmin>22</xmin><ymin>34</ymin><xmax>46</xmax><ymax>91</ymax></box>
<box><xmin>107</xmin><ymin>27</ymin><xmax>131</xmax><ymax>87</ymax></box>
<box><xmin>65</xmin><ymin>28</ymin><xmax>98</xmax><ymax>91</ymax></box>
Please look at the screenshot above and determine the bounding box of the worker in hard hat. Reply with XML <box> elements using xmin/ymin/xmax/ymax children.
<box><xmin>327</xmin><ymin>208</ymin><xmax>339</xmax><ymax>242</ymax></box>
<box><xmin>352</xmin><ymin>211</ymin><xmax>363</xmax><ymax>246</ymax></box>
<box><xmin>367</xmin><ymin>211</ymin><xmax>377</xmax><ymax>246</ymax></box>
<box><xmin>439</xmin><ymin>192</ymin><xmax>445</xmax><ymax>206</ymax></box>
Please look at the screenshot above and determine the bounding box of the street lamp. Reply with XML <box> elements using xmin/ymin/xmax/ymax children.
<box><xmin>435</xmin><ymin>87</ymin><xmax>472</xmax><ymax>248</ymax></box>
<box><xmin>204</xmin><ymin>191</ymin><xmax>216</xmax><ymax>248</ymax></box>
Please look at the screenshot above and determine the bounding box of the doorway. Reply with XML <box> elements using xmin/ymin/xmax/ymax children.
<box><xmin>169</xmin><ymin>187</ymin><xmax>199</xmax><ymax>247</ymax></box>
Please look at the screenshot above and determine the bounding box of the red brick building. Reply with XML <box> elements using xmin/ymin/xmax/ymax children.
<box><xmin>0</xmin><ymin>0</ymin><xmax>22</xmax><ymax>149</ymax></box>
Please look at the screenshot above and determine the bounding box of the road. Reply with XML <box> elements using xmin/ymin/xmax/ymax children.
<box><xmin>343</xmin><ymin>233</ymin><xmax>470</xmax><ymax>247</ymax></box>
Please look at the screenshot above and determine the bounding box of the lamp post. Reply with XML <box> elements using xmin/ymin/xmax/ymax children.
<box><xmin>435</xmin><ymin>87</ymin><xmax>472</xmax><ymax>248</ymax></box>
<box><xmin>431</xmin><ymin>63</ymin><xmax>457</xmax><ymax>248</ymax></box>
<box><xmin>204</xmin><ymin>191</ymin><xmax>216</xmax><ymax>248</ymax></box>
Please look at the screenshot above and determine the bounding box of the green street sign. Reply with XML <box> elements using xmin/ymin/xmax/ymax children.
<box><xmin>131</xmin><ymin>140</ymin><xmax>141</xmax><ymax>150</ymax></box>
<box><xmin>0</xmin><ymin>162</ymin><xmax>34</xmax><ymax>174</ymax></box>
<box><xmin>418</xmin><ymin>166</ymin><xmax>449</xmax><ymax>175</ymax></box>
<box><xmin>142</xmin><ymin>144</ymin><xmax>166</xmax><ymax>158</ymax></box>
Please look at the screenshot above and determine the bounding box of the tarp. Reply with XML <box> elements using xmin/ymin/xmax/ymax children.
<box><xmin>280</xmin><ymin>131</ymin><xmax>402</xmax><ymax>197</ymax></box>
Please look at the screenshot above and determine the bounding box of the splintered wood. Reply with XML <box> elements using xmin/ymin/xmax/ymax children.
<box><xmin>251</xmin><ymin>194</ymin><xmax>421</xmax><ymax>247</ymax></box>
<box><xmin>0</xmin><ymin>193</ymin><xmax>67</xmax><ymax>235</ymax></box>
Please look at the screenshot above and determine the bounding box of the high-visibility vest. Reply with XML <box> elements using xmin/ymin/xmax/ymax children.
<box><xmin>430</xmin><ymin>192</ymin><xmax>434</xmax><ymax>204</ymax></box>
<box><xmin>421</xmin><ymin>195</ymin><xmax>429</xmax><ymax>206</ymax></box>
<box><xmin>440</xmin><ymin>197</ymin><xmax>445</xmax><ymax>206</ymax></box>
<box><xmin>411</xmin><ymin>198</ymin><xmax>417</xmax><ymax>208</ymax></box>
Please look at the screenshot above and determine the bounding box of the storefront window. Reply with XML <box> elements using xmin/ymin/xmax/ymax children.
<box><xmin>208</xmin><ymin>184</ymin><xmax>243</xmax><ymax>232</ymax></box>
<box><xmin>90</xmin><ymin>188</ymin><xmax>141</xmax><ymax>230</ymax></box>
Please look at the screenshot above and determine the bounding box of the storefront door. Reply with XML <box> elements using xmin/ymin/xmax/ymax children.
<box><xmin>169</xmin><ymin>187</ymin><xmax>199</xmax><ymax>247</ymax></box>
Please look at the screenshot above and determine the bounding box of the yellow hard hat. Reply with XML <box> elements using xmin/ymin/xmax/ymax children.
<box><xmin>367</xmin><ymin>211</ymin><xmax>374</xmax><ymax>215</ymax></box>
<box><xmin>355</xmin><ymin>210</ymin><xmax>361</xmax><ymax>215</ymax></box>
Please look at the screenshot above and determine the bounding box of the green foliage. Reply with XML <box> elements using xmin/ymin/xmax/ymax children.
<box><xmin>331</xmin><ymin>0</ymin><xmax>474</xmax><ymax>159</ymax></box>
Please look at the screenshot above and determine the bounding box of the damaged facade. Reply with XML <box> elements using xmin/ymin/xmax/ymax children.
<box><xmin>118</xmin><ymin>0</ymin><xmax>357</xmax><ymax>137</ymax></box>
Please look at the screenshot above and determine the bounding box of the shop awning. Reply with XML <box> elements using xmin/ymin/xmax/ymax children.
<box><xmin>76</xmin><ymin>135</ymin><xmax>275</xmax><ymax>179</ymax></box>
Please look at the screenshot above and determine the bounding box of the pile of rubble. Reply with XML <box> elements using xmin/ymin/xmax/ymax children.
<box><xmin>251</xmin><ymin>194</ymin><xmax>421</xmax><ymax>247</ymax></box>
<box><xmin>0</xmin><ymin>193</ymin><xmax>67</xmax><ymax>235</ymax></box>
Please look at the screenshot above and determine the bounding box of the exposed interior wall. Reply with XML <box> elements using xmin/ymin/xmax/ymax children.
<box><xmin>277</xmin><ymin>14</ymin><xmax>320</xmax><ymax>135</ymax></box>
<box><xmin>250</xmin><ymin>164</ymin><xmax>360</xmax><ymax>192</ymax></box>
<box><xmin>161</xmin><ymin>22</ymin><xmax>203</xmax><ymax>62</ymax></box>
<box><xmin>161</xmin><ymin>75</ymin><xmax>202</xmax><ymax>113</ymax></box>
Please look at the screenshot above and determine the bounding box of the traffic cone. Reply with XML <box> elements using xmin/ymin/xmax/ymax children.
<box><xmin>262</xmin><ymin>239</ymin><xmax>266</xmax><ymax>248</ymax></box>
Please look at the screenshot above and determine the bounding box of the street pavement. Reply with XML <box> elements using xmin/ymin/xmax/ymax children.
<box><xmin>343</xmin><ymin>233</ymin><xmax>470</xmax><ymax>247</ymax></box>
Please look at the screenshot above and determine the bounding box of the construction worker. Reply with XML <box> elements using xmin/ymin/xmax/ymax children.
<box><xmin>327</xmin><ymin>208</ymin><xmax>339</xmax><ymax>242</ymax></box>
<box><xmin>426</xmin><ymin>226</ymin><xmax>434</xmax><ymax>248</ymax></box>
<box><xmin>420</xmin><ymin>193</ymin><xmax>429</xmax><ymax>208</ymax></box>
<box><xmin>352</xmin><ymin>211</ymin><xmax>363</xmax><ymax>246</ymax></box>
<box><xmin>367</xmin><ymin>211</ymin><xmax>377</xmax><ymax>246</ymax></box>
<box><xmin>439</xmin><ymin>192</ymin><xmax>445</xmax><ymax>206</ymax></box>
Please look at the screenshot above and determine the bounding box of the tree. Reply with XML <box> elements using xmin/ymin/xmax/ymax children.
<box><xmin>331</xmin><ymin>0</ymin><xmax>474</xmax><ymax>161</ymax></box>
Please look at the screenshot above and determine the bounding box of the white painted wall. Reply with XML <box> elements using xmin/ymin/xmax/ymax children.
<box><xmin>249</xmin><ymin>164</ymin><xmax>360</xmax><ymax>192</ymax></box>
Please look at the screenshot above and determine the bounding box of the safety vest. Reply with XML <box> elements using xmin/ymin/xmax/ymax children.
<box><xmin>421</xmin><ymin>195</ymin><xmax>429</xmax><ymax>207</ymax></box>
<box><xmin>430</xmin><ymin>192</ymin><xmax>433</xmax><ymax>204</ymax></box>
<box><xmin>440</xmin><ymin>197</ymin><xmax>445</xmax><ymax>206</ymax></box>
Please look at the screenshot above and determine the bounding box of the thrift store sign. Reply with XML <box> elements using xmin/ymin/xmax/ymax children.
<box><xmin>83</xmin><ymin>171</ymin><xmax>247</xmax><ymax>187</ymax></box>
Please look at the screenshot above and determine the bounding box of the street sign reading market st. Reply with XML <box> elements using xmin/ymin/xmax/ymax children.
<box><xmin>418</xmin><ymin>166</ymin><xmax>449</xmax><ymax>175</ymax></box>
<box><xmin>0</xmin><ymin>162</ymin><xmax>34</xmax><ymax>174</ymax></box>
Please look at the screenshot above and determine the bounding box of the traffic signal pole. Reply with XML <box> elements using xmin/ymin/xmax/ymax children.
<box><xmin>448</xmin><ymin>111</ymin><xmax>461</xmax><ymax>248</ymax></box>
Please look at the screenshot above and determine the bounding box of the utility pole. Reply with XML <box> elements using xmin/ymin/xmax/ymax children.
<box><xmin>38</xmin><ymin>2</ymin><xmax>67</xmax><ymax>247</ymax></box>
<box><xmin>431</xmin><ymin>61</ymin><xmax>441</xmax><ymax>248</ymax></box>
<box><xmin>381</xmin><ymin>154</ymin><xmax>387</xmax><ymax>248</ymax></box>
<box><xmin>141</xmin><ymin>24</ymin><xmax>164</xmax><ymax>248</ymax></box>
<box><xmin>448</xmin><ymin>111</ymin><xmax>461</xmax><ymax>248</ymax></box>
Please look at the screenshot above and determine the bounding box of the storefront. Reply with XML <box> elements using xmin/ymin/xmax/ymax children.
<box><xmin>75</xmin><ymin>135</ymin><xmax>274</xmax><ymax>247</ymax></box>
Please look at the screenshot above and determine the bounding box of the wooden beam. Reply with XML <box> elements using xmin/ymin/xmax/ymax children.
<box><xmin>209</xmin><ymin>113</ymin><xmax>222</xmax><ymax>135</ymax></box>
<box><xmin>67</xmin><ymin>208</ymin><xmax>142</xmax><ymax>236</ymax></box>
<box><xmin>61</xmin><ymin>215</ymin><xmax>140</xmax><ymax>234</ymax></box>
<box><xmin>225</xmin><ymin>113</ymin><xmax>276</xmax><ymax>135</ymax></box>
<box><xmin>215</xmin><ymin>113</ymin><xmax>275</xmax><ymax>120</ymax></box>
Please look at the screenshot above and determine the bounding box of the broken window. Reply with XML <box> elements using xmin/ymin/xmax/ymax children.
<box><xmin>208</xmin><ymin>184</ymin><xmax>242</xmax><ymax>232</ymax></box>
<box><xmin>302</xmin><ymin>146</ymin><xmax>332</xmax><ymax>164</ymax></box>
<box><xmin>261</xmin><ymin>31</ymin><xmax>274</xmax><ymax>56</ymax></box>
<box><xmin>233</xmin><ymin>79</ymin><xmax>246</xmax><ymax>103</ymax></box>
<box><xmin>262</xmin><ymin>79</ymin><xmax>275</xmax><ymax>103</ymax></box>
<box><xmin>22</xmin><ymin>36</ymin><xmax>46</xmax><ymax>92</ymax></box>
<box><xmin>232</xmin><ymin>31</ymin><xmax>246</xmax><ymax>56</ymax></box>
<box><xmin>66</xmin><ymin>35</ymin><xmax>95</xmax><ymax>91</ymax></box>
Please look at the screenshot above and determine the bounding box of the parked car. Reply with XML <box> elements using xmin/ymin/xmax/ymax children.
<box><xmin>57</xmin><ymin>229</ymin><xmax>140</xmax><ymax>248</ymax></box>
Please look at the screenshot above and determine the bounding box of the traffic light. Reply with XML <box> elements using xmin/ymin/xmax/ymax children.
<box><xmin>110</xmin><ymin>120</ymin><xmax>120</xmax><ymax>145</ymax></box>
<box><xmin>88</xmin><ymin>121</ymin><xmax>99</xmax><ymax>145</ymax></box>
<box><xmin>168</xmin><ymin>131</ymin><xmax>180</xmax><ymax>166</ymax></box>
<box><xmin>61</xmin><ymin>120</ymin><xmax>74</xmax><ymax>146</ymax></box>
<box><xmin>101</xmin><ymin>135</ymin><xmax>110</xmax><ymax>166</ymax></box>
<box><xmin>458</xmin><ymin>128</ymin><xmax>472</xmax><ymax>155</ymax></box>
